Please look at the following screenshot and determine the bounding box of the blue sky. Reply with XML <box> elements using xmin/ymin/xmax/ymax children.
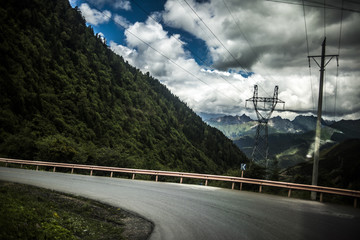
<box><xmin>69</xmin><ymin>0</ymin><xmax>360</xmax><ymax>120</ymax></box>
<box><xmin>72</xmin><ymin>0</ymin><xmax>212</xmax><ymax>66</ymax></box>
<box><xmin>84</xmin><ymin>0</ymin><xmax>166</xmax><ymax>44</ymax></box>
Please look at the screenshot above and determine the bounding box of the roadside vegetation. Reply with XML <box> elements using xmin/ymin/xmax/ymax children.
<box><xmin>0</xmin><ymin>181</ymin><xmax>152</xmax><ymax>240</ymax></box>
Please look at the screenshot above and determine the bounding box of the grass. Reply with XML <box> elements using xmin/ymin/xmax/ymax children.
<box><xmin>0</xmin><ymin>181</ymin><xmax>152</xmax><ymax>240</ymax></box>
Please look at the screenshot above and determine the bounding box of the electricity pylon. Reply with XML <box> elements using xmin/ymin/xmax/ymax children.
<box><xmin>246</xmin><ymin>85</ymin><xmax>285</xmax><ymax>165</ymax></box>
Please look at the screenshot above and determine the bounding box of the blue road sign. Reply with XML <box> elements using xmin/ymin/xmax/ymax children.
<box><xmin>241</xmin><ymin>163</ymin><xmax>246</xmax><ymax>171</ymax></box>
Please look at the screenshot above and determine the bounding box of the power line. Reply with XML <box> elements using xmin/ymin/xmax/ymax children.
<box><xmin>303</xmin><ymin>0</ymin><xmax>315</xmax><ymax>112</ymax></box>
<box><xmin>323</xmin><ymin>0</ymin><xmax>326</xmax><ymax>38</ymax></box>
<box><xmin>177</xmin><ymin>0</ymin><xmax>271</xmax><ymax>99</ymax></box>
<box><xmin>334</xmin><ymin>0</ymin><xmax>344</xmax><ymax>120</ymax></box>
<box><xmin>269</xmin><ymin>0</ymin><xmax>345</xmax><ymax>117</ymax></box>
<box><xmin>338</xmin><ymin>1</ymin><xmax>344</xmax><ymax>56</ymax></box>
<box><xmin>221</xmin><ymin>0</ymin><xmax>259</xmax><ymax>67</ymax></box>
<box><xmin>121</xmin><ymin>26</ymin><xmax>240</xmax><ymax>104</ymax></box>
<box><xmin>182</xmin><ymin>0</ymin><xmax>251</xmax><ymax>75</ymax></box>
<box><xmin>130</xmin><ymin>0</ymin><xmax>247</xmax><ymax>99</ymax></box>
<box><xmin>265</xmin><ymin>0</ymin><xmax>360</xmax><ymax>13</ymax></box>
<box><xmin>81</xmin><ymin>1</ymin><xmax>241</xmax><ymax>104</ymax></box>
<box><xmin>180</xmin><ymin>0</ymin><xmax>273</xmax><ymax>99</ymax></box>
<box><xmin>221</xmin><ymin>0</ymin><xmax>273</xmax><ymax>98</ymax></box>
<box><xmin>174</xmin><ymin>0</ymin><xmax>214</xmax><ymax>66</ymax></box>
<box><xmin>131</xmin><ymin>0</ymin><xmax>207</xmax><ymax>65</ymax></box>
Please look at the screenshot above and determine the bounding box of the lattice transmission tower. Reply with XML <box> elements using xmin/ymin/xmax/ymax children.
<box><xmin>246</xmin><ymin>85</ymin><xmax>285</xmax><ymax>165</ymax></box>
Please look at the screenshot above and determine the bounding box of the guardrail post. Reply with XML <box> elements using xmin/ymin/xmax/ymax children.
<box><xmin>155</xmin><ymin>175</ymin><xmax>158</xmax><ymax>182</ymax></box>
<box><xmin>232</xmin><ymin>182</ymin><xmax>235</xmax><ymax>190</ymax></box>
<box><xmin>2</xmin><ymin>157</ymin><xmax>360</xmax><ymax>208</ymax></box>
<box><xmin>110</xmin><ymin>172</ymin><xmax>113</xmax><ymax>178</ymax></box>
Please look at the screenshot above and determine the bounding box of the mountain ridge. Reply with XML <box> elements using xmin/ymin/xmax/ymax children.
<box><xmin>281</xmin><ymin>138</ymin><xmax>360</xmax><ymax>190</ymax></box>
<box><xmin>0</xmin><ymin>0</ymin><xmax>248</xmax><ymax>175</ymax></box>
<box><xmin>204</xmin><ymin>113</ymin><xmax>359</xmax><ymax>138</ymax></box>
<box><xmin>203</xmin><ymin>113</ymin><xmax>359</xmax><ymax>169</ymax></box>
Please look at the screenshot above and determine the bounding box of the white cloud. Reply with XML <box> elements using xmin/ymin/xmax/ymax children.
<box><xmin>158</xmin><ymin>0</ymin><xmax>360</xmax><ymax>120</ymax></box>
<box><xmin>97</xmin><ymin>32</ymin><xmax>106</xmax><ymax>43</ymax></box>
<box><xmin>114</xmin><ymin>14</ymin><xmax>130</xmax><ymax>28</ymax></box>
<box><xmin>106</xmin><ymin>0</ymin><xmax>360</xmax><ymax>120</ymax></box>
<box><xmin>110</xmin><ymin>16</ymin><xmax>249</xmax><ymax>113</ymax></box>
<box><xmin>114</xmin><ymin>0</ymin><xmax>131</xmax><ymax>11</ymax></box>
<box><xmin>110</xmin><ymin>41</ymin><xmax>138</xmax><ymax>66</ymax></box>
<box><xmin>79</xmin><ymin>3</ymin><xmax>111</xmax><ymax>26</ymax></box>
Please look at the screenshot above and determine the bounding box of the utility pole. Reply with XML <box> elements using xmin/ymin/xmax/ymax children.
<box><xmin>246</xmin><ymin>85</ymin><xmax>285</xmax><ymax>166</ymax></box>
<box><xmin>308</xmin><ymin>37</ymin><xmax>338</xmax><ymax>200</ymax></box>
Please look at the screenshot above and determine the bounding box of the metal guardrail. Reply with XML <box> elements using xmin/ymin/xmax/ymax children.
<box><xmin>0</xmin><ymin>157</ymin><xmax>359</xmax><ymax>208</ymax></box>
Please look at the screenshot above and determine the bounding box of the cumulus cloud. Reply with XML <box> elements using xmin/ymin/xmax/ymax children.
<box><xmin>97</xmin><ymin>32</ymin><xmax>106</xmax><ymax>43</ymax></box>
<box><xmin>83</xmin><ymin>0</ymin><xmax>359</xmax><ymax>120</ymax></box>
<box><xmin>79</xmin><ymin>3</ymin><xmax>111</xmax><ymax>26</ymax></box>
<box><xmin>114</xmin><ymin>14</ymin><xmax>130</xmax><ymax>28</ymax></box>
<box><xmin>110</xmin><ymin>41</ymin><xmax>138</xmax><ymax>66</ymax></box>
<box><xmin>114</xmin><ymin>0</ymin><xmax>131</xmax><ymax>11</ymax></box>
<box><xmin>110</xmin><ymin>16</ymin><xmax>248</xmax><ymax>112</ymax></box>
<box><xmin>159</xmin><ymin>0</ymin><xmax>360</xmax><ymax>120</ymax></box>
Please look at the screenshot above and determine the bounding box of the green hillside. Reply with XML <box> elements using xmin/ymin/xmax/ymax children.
<box><xmin>0</xmin><ymin>0</ymin><xmax>248</xmax><ymax>174</ymax></box>
<box><xmin>281</xmin><ymin>139</ymin><xmax>360</xmax><ymax>190</ymax></box>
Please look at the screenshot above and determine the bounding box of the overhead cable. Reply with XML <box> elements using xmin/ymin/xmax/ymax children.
<box><xmin>334</xmin><ymin>0</ymin><xmax>344</xmax><ymax>120</ymax></box>
<box><xmin>182</xmin><ymin>0</ymin><xmax>250</xmax><ymax>75</ymax></box>
<box><xmin>303</xmin><ymin>0</ymin><xmax>315</xmax><ymax>112</ymax></box>
<box><xmin>130</xmin><ymin>0</ymin><xmax>247</xmax><ymax>98</ymax></box>
<box><xmin>221</xmin><ymin>0</ymin><xmax>277</xmax><ymax>98</ymax></box>
<box><xmin>265</xmin><ymin>0</ymin><xmax>360</xmax><ymax>13</ymax></box>
<box><xmin>82</xmin><ymin>0</ymin><xmax>241</xmax><ymax>103</ymax></box>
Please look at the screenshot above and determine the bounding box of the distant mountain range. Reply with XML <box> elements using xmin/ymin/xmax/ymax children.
<box><xmin>201</xmin><ymin>113</ymin><xmax>360</xmax><ymax>169</ymax></box>
<box><xmin>203</xmin><ymin>114</ymin><xmax>338</xmax><ymax>138</ymax></box>
<box><xmin>203</xmin><ymin>114</ymin><xmax>359</xmax><ymax>139</ymax></box>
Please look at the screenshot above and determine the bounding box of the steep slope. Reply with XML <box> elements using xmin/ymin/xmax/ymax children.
<box><xmin>330</xmin><ymin>119</ymin><xmax>360</xmax><ymax>141</ymax></box>
<box><xmin>0</xmin><ymin>0</ymin><xmax>248</xmax><ymax>174</ymax></box>
<box><xmin>281</xmin><ymin>139</ymin><xmax>360</xmax><ymax>190</ymax></box>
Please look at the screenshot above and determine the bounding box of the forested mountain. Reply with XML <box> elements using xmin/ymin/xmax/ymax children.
<box><xmin>282</xmin><ymin>139</ymin><xmax>360</xmax><ymax>190</ymax></box>
<box><xmin>0</xmin><ymin>0</ymin><xmax>248</xmax><ymax>174</ymax></box>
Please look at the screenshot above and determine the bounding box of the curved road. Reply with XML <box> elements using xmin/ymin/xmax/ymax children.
<box><xmin>0</xmin><ymin>167</ymin><xmax>359</xmax><ymax>239</ymax></box>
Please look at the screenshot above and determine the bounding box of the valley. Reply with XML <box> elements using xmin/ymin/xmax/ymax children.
<box><xmin>201</xmin><ymin>113</ymin><xmax>360</xmax><ymax>189</ymax></box>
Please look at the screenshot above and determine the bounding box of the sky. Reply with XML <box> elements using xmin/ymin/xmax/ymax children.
<box><xmin>69</xmin><ymin>0</ymin><xmax>360</xmax><ymax>120</ymax></box>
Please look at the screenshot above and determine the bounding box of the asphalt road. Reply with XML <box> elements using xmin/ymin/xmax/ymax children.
<box><xmin>1</xmin><ymin>167</ymin><xmax>359</xmax><ymax>240</ymax></box>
